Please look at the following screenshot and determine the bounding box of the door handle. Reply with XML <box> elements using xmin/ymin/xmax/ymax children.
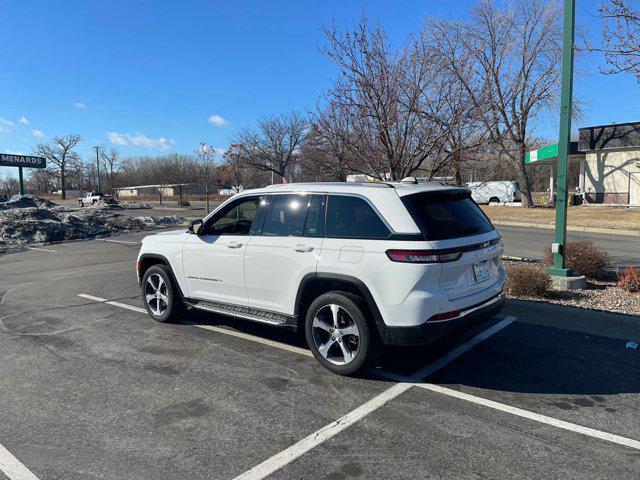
<box><xmin>292</xmin><ymin>244</ymin><xmax>314</xmax><ymax>253</ymax></box>
<box><xmin>227</xmin><ymin>241</ymin><xmax>243</xmax><ymax>249</ymax></box>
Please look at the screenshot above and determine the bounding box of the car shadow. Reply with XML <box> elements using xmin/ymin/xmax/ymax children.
<box><xmin>177</xmin><ymin>304</ymin><xmax>640</xmax><ymax>397</ymax></box>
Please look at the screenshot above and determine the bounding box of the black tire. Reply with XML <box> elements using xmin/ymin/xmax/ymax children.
<box><xmin>489</xmin><ymin>197</ymin><xmax>500</xmax><ymax>204</ymax></box>
<box><xmin>141</xmin><ymin>265</ymin><xmax>184</xmax><ymax>323</ymax></box>
<box><xmin>304</xmin><ymin>291</ymin><xmax>378</xmax><ymax>375</ymax></box>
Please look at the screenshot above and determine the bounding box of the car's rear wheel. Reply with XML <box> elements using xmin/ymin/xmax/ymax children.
<box><xmin>305</xmin><ymin>291</ymin><xmax>377</xmax><ymax>375</ymax></box>
<box><xmin>141</xmin><ymin>265</ymin><xmax>183</xmax><ymax>323</ymax></box>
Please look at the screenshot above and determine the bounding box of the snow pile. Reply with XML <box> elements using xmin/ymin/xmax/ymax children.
<box><xmin>0</xmin><ymin>196</ymin><xmax>184</xmax><ymax>248</ymax></box>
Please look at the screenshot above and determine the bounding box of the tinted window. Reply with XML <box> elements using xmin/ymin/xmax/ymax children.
<box><xmin>326</xmin><ymin>195</ymin><xmax>390</xmax><ymax>239</ymax></box>
<box><xmin>206</xmin><ymin>197</ymin><xmax>259</xmax><ymax>235</ymax></box>
<box><xmin>303</xmin><ymin>195</ymin><xmax>325</xmax><ymax>238</ymax></box>
<box><xmin>402</xmin><ymin>192</ymin><xmax>494</xmax><ymax>241</ymax></box>
<box><xmin>262</xmin><ymin>194</ymin><xmax>310</xmax><ymax>237</ymax></box>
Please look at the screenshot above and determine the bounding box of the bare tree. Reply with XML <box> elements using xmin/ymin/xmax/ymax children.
<box><xmin>593</xmin><ymin>0</ymin><xmax>640</xmax><ymax>81</ymax></box>
<box><xmin>165</xmin><ymin>153</ymin><xmax>196</xmax><ymax>206</ymax></box>
<box><xmin>426</xmin><ymin>0</ymin><xmax>563</xmax><ymax>206</ymax></box>
<box><xmin>34</xmin><ymin>134</ymin><xmax>82</xmax><ymax>199</ymax></box>
<box><xmin>195</xmin><ymin>143</ymin><xmax>219</xmax><ymax>213</ymax></box>
<box><xmin>0</xmin><ymin>175</ymin><xmax>20</xmax><ymax>197</ymax></box>
<box><xmin>306</xmin><ymin>105</ymin><xmax>355</xmax><ymax>182</ymax></box>
<box><xmin>318</xmin><ymin>18</ymin><xmax>461</xmax><ymax>181</ymax></box>
<box><xmin>28</xmin><ymin>168</ymin><xmax>55</xmax><ymax>195</ymax></box>
<box><xmin>232</xmin><ymin>112</ymin><xmax>308</xmax><ymax>183</ymax></box>
<box><xmin>100</xmin><ymin>148</ymin><xmax>123</xmax><ymax>195</ymax></box>
<box><xmin>221</xmin><ymin>144</ymin><xmax>251</xmax><ymax>192</ymax></box>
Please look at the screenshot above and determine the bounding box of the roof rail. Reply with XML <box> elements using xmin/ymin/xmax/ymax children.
<box><xmin>265</xmin><ymin>182</ymin><xmax>395</xmax><ymax>189</ymax></box>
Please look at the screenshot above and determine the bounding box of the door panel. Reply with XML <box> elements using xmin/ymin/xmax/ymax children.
<box><xmin>631</xmin><ymin>173</ymin><xmax>640</xmax><ymax>206</ymax></box>
<box><xmin>182</xmin><ymin>196</ymin><xmax>262</xmax><ymax>306</ymax></box>
<box><xmin>182</xmin><ymin>234</ymin><xmax>249</xmax><ymax>304</ymax></box>
<box><xmin>244</xmin><ymin>194</ymin><xmax>325</xmax><ymax>315</ymax></box>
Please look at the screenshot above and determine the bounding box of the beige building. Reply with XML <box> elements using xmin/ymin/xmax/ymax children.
<box><xmin>579</xmin><ymin>121</ymin><xmax>640</xmax><ymax>205</ymax></box>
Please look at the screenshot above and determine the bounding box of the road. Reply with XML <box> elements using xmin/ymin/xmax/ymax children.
<box><xmin>497</xmin><ymin>224</ymin><xmax>640</xmax><ymax>267</ymax></box>
<box><xmin>0</xmin><ymin>231</ymin><xmax>639</xmax><ymax>479</ymax></box>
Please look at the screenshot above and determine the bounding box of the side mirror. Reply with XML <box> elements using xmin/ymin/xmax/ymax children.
<box><xmin>188</xmin><ymin>219</ymin><xmax>204</xmax><ymax>235</ymax></box>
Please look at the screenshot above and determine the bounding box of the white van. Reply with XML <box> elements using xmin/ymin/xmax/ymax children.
<box><xmin>466</xmin><ymin>181</ymin><xmax>522</xmax><ymax>204</ymax></box>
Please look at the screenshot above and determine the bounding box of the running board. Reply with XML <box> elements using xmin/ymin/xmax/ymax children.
<box><xmin>186</xmin><ymin>298</ymin><xmax>298</xmax><ymax>329</ymax></box>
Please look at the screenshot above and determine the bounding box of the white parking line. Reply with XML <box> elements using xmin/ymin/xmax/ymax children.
<box><xmin>78</xmin><ymin>293</ymin><xmax>146</xmax><ymax>313</ymax></box>
<box><xmin>25</xmin><ymin>246</ymin><xmax>57</xmax><ymax>253</ymax></box>
<box><xmin>95</xmin><ymin>239</ymin><xmax>139</xmax><ymax>245</ymax></box>
<box><xmin>0</xmin><ymin>442</ymin><xmax>40</xmax><ymax>480</ymax></box>
<box><xmin>233</xmin><ymin>382</ymin><xmax>413</xmax><ymax>480</ymax></box>
<box><xmin>416</xmin><ymin>383</ymin><xmax>640</xmax><ymax>451</ymax></box>
<box><xmin>232</xmin><ymin>317</ymin><xmax>516</xmax><ymax>480</ymax></box>
<box><xmin>77</xmin><ymin>294</ymin><xmax>312</xmax><ymax>356</ymax></box>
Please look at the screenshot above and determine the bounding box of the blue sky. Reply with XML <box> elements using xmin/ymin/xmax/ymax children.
<box><xmin>1</xmin><ymin>0</ymin><xmax>639</xmax><ymax>178</ymax></box>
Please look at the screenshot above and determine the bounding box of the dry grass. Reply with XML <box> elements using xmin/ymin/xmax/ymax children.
<box><xmin>504</xmin><ymin>263</ymin><xmax>551</xmax><ymax>297</ymax></box>
<box><xmin>481</xmin><ymin>205</ymin><xmax>640</xmax><ymax>232</ymax></box>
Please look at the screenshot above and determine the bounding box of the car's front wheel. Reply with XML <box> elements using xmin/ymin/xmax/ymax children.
<box><xmin>141</xmin><ymin>265</ymin><xmax>184</xmax><ymax>323</ymax></box>
<box><xmin>304</xmin><ymin>291</ymin><xmax>377</xmax><ymax>375</ymax></box>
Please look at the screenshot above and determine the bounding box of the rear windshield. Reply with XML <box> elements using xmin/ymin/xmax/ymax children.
<box><xmin>401</xmin><ymin>191</ymin><xmax>494</xmax><ymax>241</ymax></box>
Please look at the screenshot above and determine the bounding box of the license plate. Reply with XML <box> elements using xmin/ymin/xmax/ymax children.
<box><xmin>473</xmin><ymin>260</ymin><xmax>491</xmax><ymax>283</ymax></box>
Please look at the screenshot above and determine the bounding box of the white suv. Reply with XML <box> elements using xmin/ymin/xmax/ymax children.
<box><xmin>136</xmin><ymin>182</ymin><xmax>505</xmax><ymax>374</ymax></box>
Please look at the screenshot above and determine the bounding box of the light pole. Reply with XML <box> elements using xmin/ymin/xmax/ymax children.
<box><xmin>547</xmin><ymin>0</ymin><xmax>575</xmax><ymax>278</ymax></box>
<box><xmin>94</xmin><ymin>146</ymin><xmax>101</xmax><ymax>192</ymax></box>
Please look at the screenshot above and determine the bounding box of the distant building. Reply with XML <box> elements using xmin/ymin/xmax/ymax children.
<box><xmin>526</xmin><ymin>121</ymin><xmax>640</xmax><ymax>206</ymax></box>
<box><xmin>115</xmin><ymin>184</ymin><xmax>195</xmax><ymax>198</ymax></box>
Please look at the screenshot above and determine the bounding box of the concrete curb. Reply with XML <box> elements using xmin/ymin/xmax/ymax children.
<box><xmin>493</xmin><ymin>220</ymin><xmax>640</xmax><ymax>237</ymax></box>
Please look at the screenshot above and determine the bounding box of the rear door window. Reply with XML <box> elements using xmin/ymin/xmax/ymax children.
<box><xmin>326</xmin><ymin>195</ymin><xmax>390</xmax><ymax>239</ymax></box>
<box><xmin>262</xmin><ymin>194</ymin><xmax>310</xmax><ymax>237</ymax></box>
<box><xmin>402</xmin><ymin>192</ymin><xmax>494</xmax><ymax>240</ymax></box>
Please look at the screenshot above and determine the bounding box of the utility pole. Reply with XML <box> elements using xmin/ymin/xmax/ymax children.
<box><xmin>547</xmin><ymin>0</ymin><xmax>575</xmax><ymax>278</ymax></box>
<box><xmin>94</xmin><ymin>146</ymin><xmax>101</xmax><ymax>192</ymax></box>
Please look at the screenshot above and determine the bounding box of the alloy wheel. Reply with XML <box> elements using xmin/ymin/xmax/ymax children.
<box><xmin>311</xmin><ymin>304</ymin><xmax>360</xmax><ymax>365</ymax></box>
<box><xmin>145</xmin><ymin>273</ymin><xmax>169</xmax><ymax>316</ymax></box>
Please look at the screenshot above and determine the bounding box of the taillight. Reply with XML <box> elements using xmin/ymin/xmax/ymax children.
<box><xmin>385</xmin><ymin>249</ymin><xmax>462</xmax><ymax>263</ymax></box>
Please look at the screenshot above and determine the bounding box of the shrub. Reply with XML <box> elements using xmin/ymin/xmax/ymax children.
<box><xmin>543</xmin><ymin>240</ymin><xmax>610</xmax><ymax>279</ymax></box>
<box><xmin>181</xmin><ymin>200</ymin><xmax>191</xmax><ymax>207</ymax></box>
<box><xmin>618</xmin><ymin>267</ymin><xmax>640</xmax><ymax>293</ymax></box>
<box><xmin>505</xmin><ymin>264</ymin><xmax>551</xmax><ymax>297</ymax></box>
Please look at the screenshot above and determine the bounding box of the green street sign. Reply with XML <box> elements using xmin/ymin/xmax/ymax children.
<box><xmin>0</xmin><ymin>153</ymin><xmax>47</xmax><ymax>169</ymax></box>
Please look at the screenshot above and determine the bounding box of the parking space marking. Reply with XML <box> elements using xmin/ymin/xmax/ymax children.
<box><xmin>78</xmin><ymin>294</ymin><xmax>146</xmax><ymax>313</ymax></box>
<box><xmin>183</xmin><ymin>321</ymin><xmax>313</xmax><ymax>357</ymax></box>
<box><xmin>78</xmin><ymin>294</ymin><xmax>312</xmax><ymax>357</ymax></box>
<box><xmin>95</xmin><ymin>239</ymin><xmax>140</xmax><ymax>245</ymax></box>
<box><xmin>233</xmin><ymin>382</ymin><xmax>412</xmax><ymax>480</ymax></box>
<box><xmin>0</xmin><ymin>442</ymin><xmax>40</xmax><ymax>480</ymax></box>
<box><xmin>25</xmin><ymin>247</ymin><xmax>56</xmax><ymax>253</ymax></box>
<box><xmin>410</xmin><ymin>316</ymin><xmax>516</xmax><ymax>380</ymax></box>
<box><xmin>232</xmin><ymin>318</ymin><xmax>516</xmax><ymax>480</ymax></box>
<box><xmin>416</xmin><ymin>383</ymin><xmax>640</xmax><ymax>451</ymax></box>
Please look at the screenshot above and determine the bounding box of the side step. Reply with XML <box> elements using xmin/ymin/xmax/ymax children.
<box><xmin>186</xmin><ymin>298</ymin><xmax>298</xmax><ymax>329</ymax></box>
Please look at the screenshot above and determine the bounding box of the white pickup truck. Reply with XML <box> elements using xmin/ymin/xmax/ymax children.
<box><xmin>77</xmin><ymin>192</ymin><xmax>117</xmax><ymax>207</ymax></box>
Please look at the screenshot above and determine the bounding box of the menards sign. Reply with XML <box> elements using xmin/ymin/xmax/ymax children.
<box><xmin>0</xmin><ymin>153</ymin><xmax>47</xmax><ymax>169</ymax></box>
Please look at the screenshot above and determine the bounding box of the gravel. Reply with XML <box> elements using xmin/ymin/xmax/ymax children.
<box><xmin>502</xmin><ymin>259</ymin><xmax>640</xmax><ymax>317</ymax></box>
<box><xmin>0</xmin><ymin>196</ymin><xmax>184</xmax><ymax>250</ymax></box>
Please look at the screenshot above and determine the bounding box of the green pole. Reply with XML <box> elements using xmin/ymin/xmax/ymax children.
<box><xmin>18</xmin><ymin>167</ymin><xmax>25</xmax><ymax>195</ymax></box>
<box><xmin>547</xmin><ymin>0</ymin><xmax>575</xmax><ymax>277</ymax></box>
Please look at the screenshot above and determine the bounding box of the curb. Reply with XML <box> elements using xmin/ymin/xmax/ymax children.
<box><xmin>493</xmin><ymin>221</ymin><xmax>640</xmax><ymax>237</ymax></box>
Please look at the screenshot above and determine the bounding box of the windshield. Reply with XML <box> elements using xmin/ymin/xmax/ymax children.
<box><xmin>401</xmin><ymin>191</ymin><xmax>494</xmax><ymax>241</ymax></box>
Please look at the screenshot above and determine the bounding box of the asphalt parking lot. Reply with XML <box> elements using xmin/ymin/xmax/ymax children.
<box><xmin>1</xmin><ymin>230</ymin><xmax>639</xmax><ymax>479</ymax></box>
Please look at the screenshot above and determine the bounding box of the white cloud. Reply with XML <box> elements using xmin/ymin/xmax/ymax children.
<box><xmin>0</xmin><ymin>117</ymin><xmax>14</xmax><ymax>127</ymax></box>
<box><xmin>32</xmin><ymin>129</ymin><xmax>45</xmax><ymax>138</ymax></box>
<box><xmin>5</xmin><ymin>149</ymin><xmax>24</xmax><ymax>155</ymax></box>
<box><xmin>73</xmin><ymin>102</ymin><xmax>87</xmax><ymax>109</ymax></box>
<box><xmin>106</xmin><ymin>131</ymin><xmax>128</xmax><ymax>145</ymax></box>
<box><xmin>18</xmin><ymin>116</ymin><xmax>28</xmax><ymax>125</ymax></box>
<box><xmin>208</xmin><ymin>114</ymin><xmax>228</xmax><ymax>127</ymax></box>
<box><xmin>106</xmin><ymin>131</ymin><xmax>175</xmax><ymax>151</ymax></box>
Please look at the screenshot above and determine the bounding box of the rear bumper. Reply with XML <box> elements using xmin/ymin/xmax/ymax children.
<box><xmin>378</xmin><ymin>291</ymin><xmax>506</xmax><ymax>346</ymax></box>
